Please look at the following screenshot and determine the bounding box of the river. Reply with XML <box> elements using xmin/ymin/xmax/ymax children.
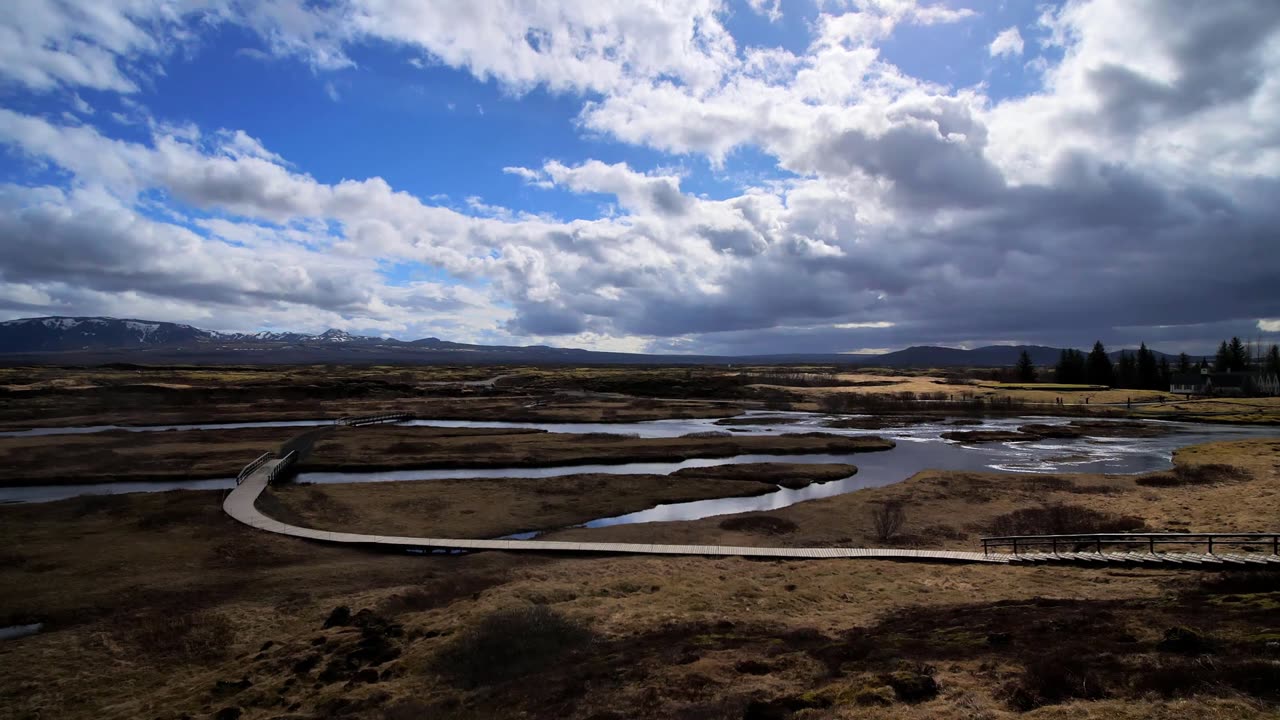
<box><xmin>2</xmin><ymin>413</ymin><xmax>1273</xmax><ymax>519</ymax></box>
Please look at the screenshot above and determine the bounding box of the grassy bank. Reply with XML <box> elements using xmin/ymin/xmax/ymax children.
<box><xmin>297</xmin><ymin>427</ymin><xmax>894</xmax><ymax>473</ymax></box>
<box><xmin>261</xmin><ymin>464</ymin><xmax>856</xmax><ymax>539</ymax></box>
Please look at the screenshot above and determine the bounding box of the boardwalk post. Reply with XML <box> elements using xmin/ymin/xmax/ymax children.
<box><xmin>1274</xmin><ymin>535</ymin><xmax>1278</xmax><ymax>555</ymax></box>
<box><xmin>1207</xmin><ymin>537</ymin><xmax>1214</xmax><ymax>555</ymax></box>
<box><xmin>1051</xmin><ymin>538</ymin><xmax>1058</xmax><ymax>555</ymax></box>
<box><xmin>1096</xmin><ymin>537</ymin><xmax>1102</xmax><ymax>555</ymax></box>
<box><xmin>1012</xmin><ymin>538</ymin><xmax>1019</xmax><ymax>555</ymax></box>
<box><xmin>1149</xmin><ymin>537</ymin><xmax>1156</xmax><ymax>555</ymax></box>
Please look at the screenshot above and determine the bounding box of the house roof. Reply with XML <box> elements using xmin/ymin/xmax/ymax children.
<box><xmin>1170</xmin><ymin>374</ymin><xmax>1207</xmax><ymax>386</ymax></box>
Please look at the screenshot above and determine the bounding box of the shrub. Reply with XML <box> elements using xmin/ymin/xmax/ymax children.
<box><xmin>871</xmin><ymin>501</ymin><xmax>906</xmax><ymax>543</ymax></box>
<box><xmin>433</xmin><ymin>606</ymin><xmax>594</xmax><ymax>687</ymax></box>
<box><xmin>718</xmin><ymin>516</ymin><xmax>798</xmax><ymax>535</ymax></box>
<box><xmin>1004</xmin><ymin>646</ymin><xmax>1110</xmax><ymax>710</ymax></box>
<box><xmin>880</xmin><ymin>663</ymin><xmax>939</xmax><ymax>703</ymax></box>
<box><xmin>681</xmin><ymin>431</ymin><xmax>732</xmax><ymax>439</ymax></box>
<box><xmin>1137</xmin><ymin>463</ymin><xmax>1248</xmax><ymax>487</ymax></box>
<box><xmin>987</xmin><ymin>504</ymin><xmax>1145</xmax><ymax>537</ymax></box>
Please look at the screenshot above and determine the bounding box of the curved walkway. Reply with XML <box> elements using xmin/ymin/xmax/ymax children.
<box><xmin>224</xmin><ymin>459</ymin><xmax>1006</xmax><ymax>564</ymax></box>
<box><xmin>225</xmin><ymin>459</ymin><xmax>1280</xmax><ymax>567</ymax></box>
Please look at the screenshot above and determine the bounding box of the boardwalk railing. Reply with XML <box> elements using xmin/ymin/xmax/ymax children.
<box><xmin>981</xmin><ymin>532</ymin><xmax>1280</xmax><ymax>557</ymax></box>
<box><xmin>336</xmin><ymin>412</ymin><xmax>411</xmax><ymax>427</ymax></box>
<box><xmin>267</xmin><ymin>450</ymin><xmax>298</xmax><ymax>485</ymax></box>
<box><xmin>236</xmin><ymin>452</ymin><xmax>273</xmax><ymax>485</ymax></box>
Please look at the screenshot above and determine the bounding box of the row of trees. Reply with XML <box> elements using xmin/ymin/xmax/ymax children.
<box><xmin>1212</xmin><ymin>336</ymin><xmax>1280</xmax><ymax>374</ymax></box>
<box><xmin>1047</xmin><ymin>342</ymin><xmax>1169</xmax><ymax>389</ymax></box>
<box><xmin>1038</xmin><ymin>337</ymin><xmax>1280</xmax><ymax>389</ymax></box>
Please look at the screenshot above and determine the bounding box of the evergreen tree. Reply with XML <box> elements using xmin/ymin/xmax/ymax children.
<box><xmin>1214</xmin><ymin>340</ymin><xmax>1232</xmax><ymax>372</ymax></box>
<box><xmin>1159</xmin><ymin>357</ymin><xmax>1171</xmax><ymax>389</ymax></box>
<box><xmin>1228</xmin><ymin>336</ymin><xmax>1248</xmax><ymax>371</ymax></box>
<box><xmin>1085</xmin><ymin>341</ymin><xmax>1114</xmax><ymax>386</ymax></box>
<box><xmin>1116</xmin><ymin>351</ymin><xmax>1137</xmax><ymax>389</ymax></box>
<box><xmin>1055</xmin><ymin>349</ymin><xmax>1086</xmax><ymax>383</ymax></box>
<box><xmin>1136</xmin><ymin>342</ymin><xmax>1160</xmax><ymax>389</ymax></box>
<box><xmin>1016</xmin><ymin>350</ymin><xmax>1037</xmax><ymax>383</ymax></box>
<box><xmin>1268</xmin><ymin>344</ymin><xmax>1280</xmax><ymax>376</ymax></box>
<box><xmin>1177</xmin><ymin>352</ymin><xmax>1191</xmax><ymax>375</ymax></box>
<box><xmin>1198</xmin><ymin>357</ymin><xmax>1209</xmax><ymax>371</ymax></box>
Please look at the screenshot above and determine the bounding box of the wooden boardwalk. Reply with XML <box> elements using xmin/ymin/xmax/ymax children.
<box><xmin>224</xmin><ymin>459</ymin><xmax>1280</xmax><ymax>567</ymax></box>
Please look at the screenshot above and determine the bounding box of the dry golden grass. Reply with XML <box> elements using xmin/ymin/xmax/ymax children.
<box><xmin>0</xmin><ymin>426</ymin><xmax>301</xmax><ymax>486</ymax></box>
<box><xmin>262</xmin><ymin>463</ymin><xmax>855</xmax><ymax>539</ymax></box>
<box><xmin>299</xmin><ymin>425</ymin><xmax>893</xmax><ymax>472</ymax></box>
<box><xmin>1</xmin><ymin>427</ymin><xmax>1278</xmax><ymax>719</ymax></box>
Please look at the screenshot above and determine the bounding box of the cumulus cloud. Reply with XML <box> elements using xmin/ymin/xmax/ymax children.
<box><xmin>989</xmin><ymin>26</ymin><xmax>1025</xmax><ymax>57</ymax></box>
<box><xmin>0</xmin><ymin>0</ymin><xmax>1278</xmax><ymax>354</ymax></box>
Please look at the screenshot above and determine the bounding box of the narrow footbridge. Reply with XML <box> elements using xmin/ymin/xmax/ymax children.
<box><xmin>225</xmin><ymin>454</ymin><xmax>1278</xmax><ymax>567</ymax></box>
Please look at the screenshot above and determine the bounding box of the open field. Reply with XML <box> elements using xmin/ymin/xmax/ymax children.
<box><xmin>261</xmin><ymin>464</ymin><xmax>857</xmax><ymax>539</ymax></box>
<box><xmin>0</xmin><ymin>427</ymin><xmax>301</xmax><ymax>486</ymax></box>
<box><xmin>2</xmin><ymin>434</ymin><xmax>1278</xmax><ymax>719</ymax></box>
<box><xmin>297</xmin><ymin>426</ymin><xmax>894</xmax><ymax>472</ymax></box>
<box><xmin>0</xmin><ymin>423</ymin><xmax>885</xmax><ymax>487</ymax></box>
<box><xmin>3</xmin><ymin>365</ymin><xmax>1278</xmax><ymax>433</ymax></box>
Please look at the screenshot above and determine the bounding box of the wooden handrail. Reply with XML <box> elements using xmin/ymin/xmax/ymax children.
<box><xmin>336</xmin><ymin>412</ymin><xmax>412</xmax><ymax>427</ymax></box>
<box><xmin>236</xmin><ymin>452</ymin><xmax>273</xmax><ymax>485</ymax></box>
<box><xmin>981</xmin><ymin>532</ymin><xmax>1280</xmax><ymax>556</ymax></box>
<box><xmin>267</xmin><ymin>450</ymin><xmax>298</xmax><ymax>485</ymax></box>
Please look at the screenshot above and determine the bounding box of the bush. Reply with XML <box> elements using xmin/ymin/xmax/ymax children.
<box><xmin>681</xmin><ymin>431</ymin><xmax>732</xmax><ymax>439</ymax></box>
<box><xmin>880</xmin><ymin>663</ymin><xmax>939</xmax><ymax>703</ymax></box>
<box><xmin>987</xmin><ymin>504</ymin><xmax>1146</xmax><ymax>537</ymax></box>
<box><xmin>434</xmin><ymin>606</ymin><xmax>594</xmax><ymax>687</ymax></box>
<box><xmin>871</xmin><ymin>501</ymin><xmax>906</xmax><ymax>543</ymax></box>
<box><xmin>1005</xmin><ymin>646</ymin><xmax>1110</xmax><ymax>710</ymax></box>
<box><xmin>719</xmin><ymin>516</ymin><xmax>798</xmax><ymax>535</ymax></box>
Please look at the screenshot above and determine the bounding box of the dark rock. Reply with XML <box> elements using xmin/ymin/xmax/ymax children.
<box><xmin>735</xmin><ymin>660</ymin><xmax>772</xmax><ymax>675</ymax></box>
<box><xmin>323</xmin><ymin>606</ymin><xmax>352</xmax><ymax>628</ymax></box>
<box><xmin>352</xmin><ymin>668</ymin><xmax>379</xmax><ymax>684</ymax></box>
<box><xmin>986</xmin><ymin>632</ymin><xmax>1011</xmax><ymax>647</ymax></box>
<box><xmin>212</xmin><ymin>708</ymin><xmax>241</xmax><ymax>720</ymax></box>
<box><xmin>259</xmin><ymin>640</ymin><xmax>275</xmax><ymax>652</ymax></box>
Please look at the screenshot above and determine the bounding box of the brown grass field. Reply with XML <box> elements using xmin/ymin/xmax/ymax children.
<box><xmin>297</xmin><ymin>426</ymin><xmax>893</xmax><ymax>472</ymax></box>
<box><xmin>261</xmin><ymin>464</ymin><xmax>856</xmax><ymax>539</ymax></box>
<box><xmin>1</xmin><ymin>435</ymin><xmax>1278</xmax><ymax>720</ymax></box>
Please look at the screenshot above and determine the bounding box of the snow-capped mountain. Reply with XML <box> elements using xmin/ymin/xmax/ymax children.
<box><xmin>0</xmin><ymin>316</ymin><xmax>384</xmax><ymax>353</ymax></box>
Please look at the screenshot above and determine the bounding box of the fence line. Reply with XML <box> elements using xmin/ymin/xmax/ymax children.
<box><xmin>981</xmin><ymin>532</ymin><xmax>1280</xmax><ymax>557</ymax></box>
<box><xmin>336</xmin><ymin>412</ymin><xmax>412</xmax><ymax>427</ymax></box>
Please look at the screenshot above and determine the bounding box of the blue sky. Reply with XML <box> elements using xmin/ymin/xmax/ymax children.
<box><xmin>0</xmin><ymin>1</ymin><xmax>1277</xmax><ymax>354</ymax></box>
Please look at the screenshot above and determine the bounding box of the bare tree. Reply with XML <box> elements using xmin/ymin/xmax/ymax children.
<box><xmin>871</xmin><ymin>501</ymin><xmax>906</xmax><ymax>543</ymax></box>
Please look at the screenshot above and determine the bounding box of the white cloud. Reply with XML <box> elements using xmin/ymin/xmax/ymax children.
<box><xmin>989</xmin><ymin>26</ymin><xmax>1024</xmax><ymax>57</ymax></box>
<box><xmin>0</xmin><ymin>1</ymin><xmax>1279</xmax><ymax>354</ymax></box>
<box><xmin>746</xmin><ymin>0</ymin><xmax>783</xmax><ymax>23</ymax></box>
<box><xmin>1259</xmin><ymin>319</ymin><xmax>1280</xmax><ymax>333</ymax></box>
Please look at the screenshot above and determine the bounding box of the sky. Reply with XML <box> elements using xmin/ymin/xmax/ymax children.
<box><xmin>0</xmin><ymin>0</ymin><xmax>1278</xmax><ymax>356</ymax></box>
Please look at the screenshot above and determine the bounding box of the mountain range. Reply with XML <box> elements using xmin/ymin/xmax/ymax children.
<box><xmin>0</xmin><ymin>316</ymin><xmax>1182</xmax><ymax>367</ymax></box>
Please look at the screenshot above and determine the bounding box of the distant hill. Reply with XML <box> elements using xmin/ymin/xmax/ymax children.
<box><xmin>0</xmin><ymin>316</ymin><xmax>1187</xmax><ymax>366</ymax></box>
